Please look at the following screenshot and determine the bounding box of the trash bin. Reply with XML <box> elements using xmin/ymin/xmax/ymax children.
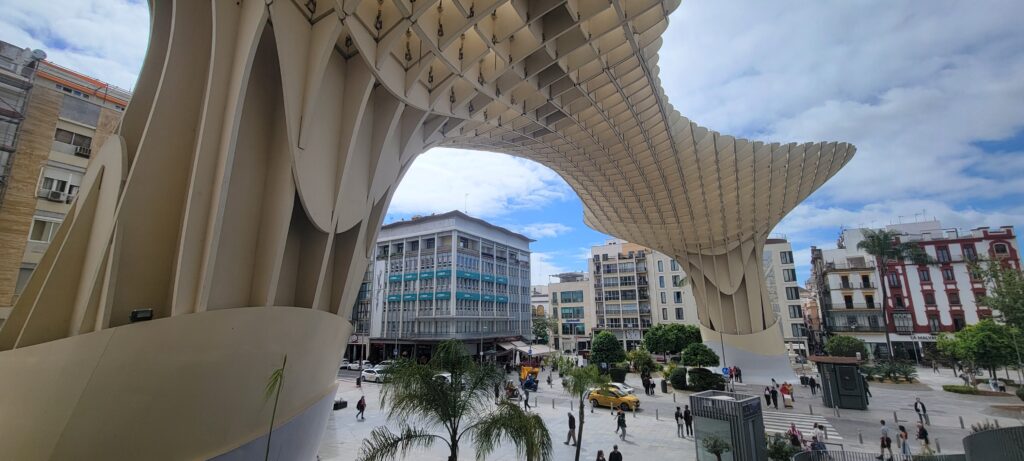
<box><xmin>661</xmin><ymin>379</ymin><xmax>668</xmax><ymax>393</ymax></box>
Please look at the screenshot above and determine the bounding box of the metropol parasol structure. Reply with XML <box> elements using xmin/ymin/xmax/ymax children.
<box><xmin>0</xmin><ymin>0</ymin><xmax>853</xmax><ymax>458</ymax></box>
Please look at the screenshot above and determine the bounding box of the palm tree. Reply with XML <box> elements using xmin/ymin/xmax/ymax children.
<box><xmin>356</xmin><ymin>340</ymin><xmax>552</xmax><ymax>461</ymax></box>
<box><xmin>857</xmin><ymin>229</ymin><xmax>928</xmax><ymax>359</ymax></box>
<box><xmin>564</xmin><ymin>365</ymin><xmax>610</xmax><ymax>461</ymax></box>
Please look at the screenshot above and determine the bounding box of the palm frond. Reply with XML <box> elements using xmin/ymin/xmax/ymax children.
<box><xmin>356</xmin><ymin>425</ymin><xmax>444</xmax><ymax>461</ymax></box>
<box><xmin>472</xmin><ymin>401</ymin><xmax>553</xmax><ymax>461</ymax></box>
<box><xmin>264</xmin><ymin>355</ymin><xmax>287</xmax><ymax>402</ymax></box>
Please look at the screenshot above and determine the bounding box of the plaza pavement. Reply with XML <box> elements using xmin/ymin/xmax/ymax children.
<box><xmin>318</xmin><ymin>366</ymin><xmax>1023</xmax><ymax>459</ymax></box>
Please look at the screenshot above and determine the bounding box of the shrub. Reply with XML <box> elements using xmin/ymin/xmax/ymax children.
<box><xmin>670</xmin><ymin>367</ymin><xmax>688</xmax><ymax>389</ymax></box>
<box><xmin>862</xmin><ymin>365</ymin><xmax>877</xmax><ymax>381</ymax></box>
<box><xmin>591</xmin><ymin>331</ymin><xmax>627</xmax><ymax>366</ymax></box>
<box><xmin>682</xmin><ymin>343</ymin><xmax>720</xmax><ymax>368</ymax></box>
<box><xmin>766</xmin><ymin>436</ymin><xmax>802</xmax><ymax>461</ymax></box>
<box><xmin>895</xmin><ymin>361</ymin><xmax>918</xmax><ymax>382</ymax></box>
<box><xmin>688</xmin><ymin>368</ymin><xmax>726</xmax><ymax>391</ymax></box>
<box><xmin>609</xmin><ymin>367</ymin><xmax>628</xmax><ymax>383</ymax></box>
<box><xmin>943</xmin><ymin>384</ymin><xmax>978</xmax><ymax>395</ymax></box>
<box><xmin>1016</xmin><ymin>386</ymin><xmax>1024</xmax><ymax>402</ymax></box>
<box><xmin>825</xmin><ymin>336</ymin><xmax>869</xmax><ymax>358</ymax></box>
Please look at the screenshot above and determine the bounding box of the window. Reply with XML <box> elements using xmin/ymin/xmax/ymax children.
<box><xmin>923</xmin><ymin>292</ymin><xmax>936</xmax><ymax>306</ymax></box>
<box><xmin>962</xmin><ymin>245</ymin><xmax>977</xmax><ymax>261</ymax></box>
<box><xmin>785</xmin><ymin>287</ymin><xmax>800</xmax><ymax>300</ymax></box>
<box><xmin>783</xmin><ymin>269</ymin><xmax>797</xmax><ymax>283</ymax></box>
<box><xmin>844</xmin><ymin>295</ymin><xmax>854</xmax><ymax>308</ymax></box>
<box><xmin>780</xmin><ymin>251</ymin><xmax>794</xmax><ymax>264</ymax></box>
<box><xmin>893</xmin><ymin>296</ymin><xmax>905</xmax><ymax>308</ymax></box>
<box><xmin>658</xmin><ymin>276</ymin><xmax>665</xmax><ymax>288</ymax></box>
<box><xmin>928</xmin><ymin>316</ymin><xmax>940</xmax><ymax>333</ymax></box>
<box><xmin>661</xmin><ymin>308</ymin><xmax>668</xmax><ymax>320</ymax></box>
<box><xmin>887</xmin><ymin>273</ymin><xmax>901</xmax><ymax>288</ymax></box>
<box><xmin>660</xmin><ymin>292</ymin><xmax>667</xmax><ymax>304</ymax></box>
<box><xmin>788</xmin><ymin>305</ymin><xmax>803</xmax><ymax>319</ymax></box>
<box><xmin>865</xmin><ymin>294</ymin><xmax>875</xmax><ymax>307</ymax></box>
<box><xmin>941</xmin><ymin>268</ymin><xmax>954</xmax><ymax>281</ymax></box>
<box><xmin>918</xmin><ymin>269</ymin><xmax>930</xmax><ymax>282</ymax></box>
<box><xmin>893</xmin><ymin>313</ymin><xmax>913</xmax><ymax>334</ymax></box>
<box><xmin>670</xmin><ymin>259</ymin><xmax>679</xmax><ymax>271</ymax></box>
<box><xmin>994</xmin><ymin>243</ymin><xmax>1009</xmax><ymax>255</ymax></box>
<box><xmin>952</xmin><ymin>316</ymin><xmax>966</xmax><ymax>331</ymax></box>
<box><xmin>861</xmin><ymin>274</ymin><xmax>871</xmax><ymax>288</ymax></box>
<box><xmin>840</xmin><ymin>275</ymin><xmax>850</xmax><ymax>289</ymax></box>
<box><xmin>936</xmin><ymin>246</ymin><xmax>951</xmax><ymax>263</ymax></box>
<box><xmin>657</xmin><ymin>260</ymin><xmax>663</xmax><ymax>272</ymax></box>
<box><xmin>29</xmin><ymin>218</ymin><xmax>60</xmax><ymax>242</ymax></box>
<box><xmin>948</xmin><ymin>291</ymin><xmax>961</xmax><ymax>305</ymax></box>
<box><xmin>675</xmin><ymin>308</ymin><xmax>684</xmax><ymax>320</ymax></box>
<box><xmin>791</xmin><ymin>324</ymin><xmax>806</xmax><ymax>337</ymax></box>
<box><xmin>672</xmin><ymin>291</ymin><xmax>682</xmax><ymax>304</ymax></box>
<box><xmin>41</xmin><ymin>176</ymin><xmax>68</xmax><ymax>193</ymax></box>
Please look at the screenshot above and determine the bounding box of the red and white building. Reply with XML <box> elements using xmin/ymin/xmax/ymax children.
<box><xmin>810</xmin><ymin>220</ymin><xmax>1019</xmax><ymax>360</ymax></box>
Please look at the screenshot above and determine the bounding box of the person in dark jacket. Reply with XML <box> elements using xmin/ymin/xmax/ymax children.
<box><xmin>914</xmin><ymin>397</ymin><xmax>927</xmax><ymax>424</ymax></box>
<box><xmin>608</xmin><ymin>445</ymin><xmax>623</xmax><ymax>461</ymax></box>
<box><xmin>735</xmin><ymin>366</ymin><xmax>743</xmax><ymax>383</ymax></box>
<box><xmin>683</xmin><ymin>405</ymin><xmax>693</xmax><ymax>437</ymax></box>
<box><xmin>614</xmin><ymin>409</ymin><xmax>627</xmax><ymax>440</ymax></box>
<box><xmin>565</xmin><ymin>412</ymin><xmax>577</xmax><ymax>446</ymax></box>
<box><xmin>764</xmin><ymin>387</ymin><xmax>772</xmax><ymax>406</ymax></box>
<box><xmin>674</xmin><ymin>406</ymin><xmax>684</xmax><ymax>438</ymax></box>
<box><xmin>595</xmin><ymin>450</ymin><xmax>606</xmax><ymax>461</ymax></box>
<box><xmin>355</xmin><ymin>396</ymin><xmax>367</xmax><ymax>420</ymax></box>
<box><xmin>770</xmin><ymin>386</ymin><xmax>779</xmax><ymax>409</ymax></box>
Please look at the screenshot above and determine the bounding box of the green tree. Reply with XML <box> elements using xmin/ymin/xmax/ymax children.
<box><xmin>590</xmin><ymin>331</ymin><xmax>626</xmax><ymax>366</ymax></box>
<box><xmin>681</xmin><ymin>343</ymin><xmax>720</xmax><ymax>367</ymax></box>
<box><xmin>824</xmin><ymin>335</ymin><xmax>869</xmax><ymax>358</ymax></box>
<box><xmin>973</xmin><ymin>259</ymin><xmax>1024</xmax><ymax>329</ymax></box>
<box><xmin>642</xmin><ymin>324</ymin><xmax>702</xmax><ymax>355</ymax></box>
<box><xmin>701</xmin><ymin>434</ymin><xmax>731</xmax><ymax>461</ymax></box>
<box><xmin>564</xmin><ymin>365</ymin><xmax>610</xmax><ymax>461</ymax></box>
<box><xmin>532</xmin><ymin>317</ymin><xmax>554</xmax><ymax>345</ymax></box>
<box><xmin>626</xmin><ymin>346</ymin><xmax>657</xmax><ymax>374</ymax></box>
<box><xmin>936</xmin><ymin>333</ymin><xmax>967</xmax><ymax>366</ymax></box>
<box><xmin>953</xmin><ymin>319</ymin><xmax>1018</xmax><ymax>377</ymax></box>
<box><xmin>357</xmin><ymin>340</ymin><xmax>552</xmax><ymax>461</ymax></box>
<box><xmin>857</xmin><ymin>229</ymin><xmax>929</xmax><ymax>358</ymax></box>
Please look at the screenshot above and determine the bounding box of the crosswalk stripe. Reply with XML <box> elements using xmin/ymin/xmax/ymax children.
<box><xmin>762</xmin><ymin>411</ymin><xmax>843</xmax><ymax>440</ymax></box>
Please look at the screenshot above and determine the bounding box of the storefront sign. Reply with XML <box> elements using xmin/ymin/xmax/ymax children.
<box><xmin>911</xmin><ymin>334</ymin><xmax>937</xmax><ymax>341</ymax></box>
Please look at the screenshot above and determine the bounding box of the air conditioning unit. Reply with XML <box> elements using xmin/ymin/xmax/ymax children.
<box><xmin>73</xmin><ymin>146</ymin><xmax>92</xmax><ymax>157</ymax></box>
<box><xmin>46</xmin><ymin>189</ymin><xmax>66</xmax><ymax>202</ymax></box>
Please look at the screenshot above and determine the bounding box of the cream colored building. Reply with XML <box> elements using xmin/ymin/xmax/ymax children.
<box><xmin>548</xmin><ymin>272</ymin><xmax>596</xmax><ymax>353</ymax></box>
<box><xmin>0</xmin><ymin>40</ymin><xmax>129</xmax><ymax>328</ymax></box>
<box><xmin>762</xmin><ymin>238</ymin><xmax>806</xmax><ymax>355</ymax></box>
<box><xmin>0</xmin><ymin>1</ymin><xmax>853</xmax><ymax>458</ymax></box>
<box><xmin>649</xmin><ymin>250</ymin><xmax>700</xmax><ymax>327</ymax></box>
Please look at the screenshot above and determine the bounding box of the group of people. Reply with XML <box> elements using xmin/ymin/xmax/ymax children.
<box><xmin>727</xmin><ymin>366</ymin><xmax>743</xmax><ymax>383</ymax></box>
<box><xmin>763</xmin><ymin>379</ymin><xmax>797</xmax><ymax>409</ymax></box>
<box><xmin>877</xmin><ymin>419</ymin><xmax>932</xmax><ymax>459</ymax></box>
<box><xmin>784</xmin><ymin>422</ymin><xmax>829</xmax><ymax>452</ymax></box>
<box><xmin>673</xmin><ymin>405</ymin><xmax>694</xmax><ymax>438</ymax></box>
<box><xmin>562</xmin><ymin>412</ymin><xmax>625</xmax><ymax>461</ymax></box>
<box><xmin>639</xmin><ymin>372</ymin><xmax>658</xmax><ymax>395</ymax></box>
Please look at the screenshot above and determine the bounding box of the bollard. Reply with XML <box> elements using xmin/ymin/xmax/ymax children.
<box><xmin>893</xmin><ymin>411</ymin><xmax>899</xmax><ymax>423</ymax></box>
<box><xmin>633</xmin><ymin>405</ymin><xmax>637</xmax><ymax>418</ymax></box>
<box><xmin>552</xmin><ymin>399</ymin><xmax>555</xmax><ymax>409</ymax></box>
<box><xmin>925</xmin><ymin>413</ymin><xmax>931</xmax><ymax>426</ymax></box>
<box><xmin>936</xmin><ymin>438</ymin><xmax>941</xmax><ymax>453</ymax></box>
<box><xmin>673</xmin><ymin>393</ymin><xmax>677</xmax><ymax>403</ymax></box>
<box><xmin>959</xmin><ymin>416</ymin><xmax>965</xmax><ymax>429</ymax></box>
<box><xmin>809</xmin><ymin>405</ymin><xmax>813</xmax><ymax>415</ymax></box>
<box><xmin>535</xmin><ymin>397</ymin><xmax>538</xmax><ymax>408</ymax></box>
<box><xmin>858</xmin><ymin>432</ymin><xmax>863</xmax><ymax>444</ymax></box>
<box><xmin>656</xmin><ymin>408</ymin><xmax>659</xmax><ymax>420</ymax></box>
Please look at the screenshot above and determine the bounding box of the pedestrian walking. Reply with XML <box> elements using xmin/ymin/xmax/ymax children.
<box><xmin>814</xmin><ymin>423</ymin><xmax>826</xmax><ymax>441</ymax></box>
<box><xmin>615</xmin><ymin>409</ymin><xmax>627</xmax><ymax>440</ymax></box>
<box><xmin>770</xmin><ymin>386</ymin><xmax>779</xmax><ymax>409</ymax></box>
<box><xmin>683</xmin><ymin>404</ymin><xmax>693</xmax><ymax>437</ymax></box>
<box><xmin>595</xmin><ymin>450</ymin><xmax>607</xmax><ymax>461</ymax></box>
<box><xmin>524</xmin><ymin>388</ymin><xmax>531</xmax><ymax>410</ymax></box>
<box><xmin>641</xmin><ymin>376</ymin><xmax>650</xmax><ymax>396</ymax></box>
<box><xmin>787</xmin><ymin>423</ymin><xmax>804</xmax><ymax>448</ymax></box>
<box><xmin>735</xmin><ymin>366</ymin><xmax>742</xmax><ymax>383</ymax></box>
<box><xmin>547</xmin><ymin>374</ymin><xmax>553</xmax><ymax>388</ymax></box>
<box><xmin>914</xmin><ymin>397</ymin><xmax>927</xmax><ymax>424</ymax></box>
<box><xmin>609</xmin><ymin>445</ymin><xmax>623</xmax><ymax>461</ymax></box>
<box><xmin>356</xmin><ymin>374</ymin><xmax>362</xmax><ymax>388</ymax></box>
<box><xmin>877</xmin><ymin>419</ymin><xmax>894</xmax><ymax>460</ymax></box>
<box><xmin>674</xmin><ymin>406</ymin><xmax>684</xmax><ymax>438</ymax></box>
<box><xmin>564</xmin><ymin>412</ymin><xmax>577</xmax><ymax>446</ymax></box>
<box><xmin>808</xmin><ymin>376</ymin><xmax>818</xmax><ymax>395</ymax></box>
<box><xmin>916</xmin><ymin>422</ymin><xmax>933</xmax><ymax>454</ymax></box>
<box><xmin>898</xmin><ymin>425</ymin><xmax>912</xmax><ymax>456</ymax></box>
<box><xmin>932</xmin><ymin>360</ymin><xmax>939</xmax><ymax>374</ymax></box>
<box><xmin>764</xmin><ymin>387</ymin><xmax>772</xmax><ymax>406</ymax></box>
<box><xmin>355</xmin><ymin>396</ymin><xmax>366</xmax><ymax>420</ymax></box>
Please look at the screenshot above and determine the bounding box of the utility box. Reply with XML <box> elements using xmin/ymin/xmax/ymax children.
<box><xmin>811</xmin><ymin>356</ymin><xmax>869</xmax><ymax>410</ymax></box>
<box><xmin>689</xmin><ymin>390</ymin><xmax>766</xmax><ymax>461</ymax></box>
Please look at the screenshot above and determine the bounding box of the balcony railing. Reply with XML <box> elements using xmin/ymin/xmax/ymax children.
<box><xmin>832</xmin><ymin>302</ymin><xmax>879</xmax><ymax>309</ymax></box>
<box><xmin>831</xmin><ymin>282</ymin><xmax>874</xmax><ymax>290</ymax></box>
<box><xmin>825</xmin><ymin>261</ymin><xmax>876</xmax><ymax>271</ymax></box>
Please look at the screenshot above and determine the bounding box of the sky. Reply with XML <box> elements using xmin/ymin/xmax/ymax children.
<box><xmin>3</xmin><ymin>0</ymin><xmax>1022</xmax><ymax>286</ymax></box>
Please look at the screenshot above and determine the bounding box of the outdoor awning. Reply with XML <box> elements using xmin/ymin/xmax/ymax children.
<box><xmin>497</xmin><ymin>342</ymin><xmax>553</xmax><ymax>356</ymax></box>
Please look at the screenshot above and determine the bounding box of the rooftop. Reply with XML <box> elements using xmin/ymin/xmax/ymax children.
<box><xmin>380</xmin><ymin>210</ymin><xmax>534</xmax><ymax>243</ymax></box>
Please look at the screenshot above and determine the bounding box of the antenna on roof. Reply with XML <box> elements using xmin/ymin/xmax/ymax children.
<box><xmin>464</xmin><ymin>193</ymin><xmax>468</xmax><ymax>215</ymax></box>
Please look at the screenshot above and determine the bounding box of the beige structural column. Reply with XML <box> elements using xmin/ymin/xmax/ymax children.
<box><xmin>0</xmin><ymin>0</ymin><xmax>854</xmax><ymax>457</ymax></box>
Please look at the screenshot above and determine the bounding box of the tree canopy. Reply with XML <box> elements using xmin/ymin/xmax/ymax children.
<box><xmin>681</xmin><ymin>343</ymin><xmax>720</xmax><ymax>367</ymax></box>
<box><xmin>938</xmin><ymin>319</ymin><xmax>1020</xmax><ymax>375</ymax></box>
<box><xmin>973</xmin><ymin>260</ymin><xmax>1024</xmax><ymax>330</ymax></box>
<box><xmin>590</xmin><ymin>331</ymin><xmax>626</xmax><ymax>366</ymax></box>
<box><xmin>626</xmin><ymin>346</ymin><xmax>657</xmax><ymax>374</ymax></box>
<box><xmin>642</xmin><ymin>323</ymin><xmax>702</xmax><ymax>355</ymax></box>
<box><xmin>531</xmin><ymin>317</ymin><xmax>554</xmax><ymax>345</ymax></box>
<box><xmin>824</xmin><ymin>335</ymin><xmax>869</xmax><ymax>358</ymax></box>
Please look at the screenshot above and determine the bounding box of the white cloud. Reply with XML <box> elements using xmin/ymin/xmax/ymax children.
<box><xmin>530</xmin><ymin>252</ymin><xmax>568</xmax><ymax>285</ymax></box>
<box><xmin>390</xmin><ymin>148</ymin><xmax>573</xmax><ymax>218</ymax></box>
<box><xmin>511</xmin><ymin>222</ymin><xmax>572</xmax><ymax>239</ymax></box>
<box><xmin>0</xmin><ymin>0</ymin><xmax>148</xmax><ymax>90</ymax></box>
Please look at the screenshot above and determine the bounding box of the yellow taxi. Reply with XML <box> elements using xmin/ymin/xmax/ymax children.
<box><xmin>586</xmin><ymin>387</ymin><xmax>640</xmax><ymax>411</ymax></box>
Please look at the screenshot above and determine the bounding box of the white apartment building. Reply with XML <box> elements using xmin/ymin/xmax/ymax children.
<box><xmin>811</xmin><ymin>220</ymin><xmax>1020</xmax><ymax>360</ymax></box>
<box><xmin>649</xmin><ymin>251</ymin><xmax>700</xmax><ymax>327</ymax></box>
<box><xmin>763</xmin><ymin>239</ymin><xmax>806</xmax><ymax>355</ymax></box>
<box><xmin>530</xmin><ymin>284</ymin><xmax>549</xmax><ymax>318</ymax></box>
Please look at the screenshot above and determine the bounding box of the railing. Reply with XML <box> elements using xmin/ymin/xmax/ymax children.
<box><xmin>826</xmin><ymin>261</ymin><xmax>876</xmax><ymax>270</ymax></box>
<box><xmin>831</xmin><ymin>283</ymin><xmax>874</xmax><ymax>290</ymax></box>
<box><xmin>793</xmin><ymin>451</ymin><xmax>964</xmax><ymax>461</ymax></box>
<box><xmin>963</xmin><ymin>426</ymin><xmax>1024</xmax><ymax>460</ymax></box>
<box><xmin>832</xmin><ymin>302</ymin><xmax>879</xmax><ymax>309</ymax></box>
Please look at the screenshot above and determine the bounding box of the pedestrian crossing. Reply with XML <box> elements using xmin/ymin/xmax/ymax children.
<box><xmin>762</xmin><ymin>411</ymin><xmax>843</xmax><ymax>441</ymax></box>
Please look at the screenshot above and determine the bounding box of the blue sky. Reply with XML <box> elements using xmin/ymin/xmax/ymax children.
<box><xmin>3</xmin><ymin>0</ymin><xmax>1023</xmax><ymax>285</ymax></box>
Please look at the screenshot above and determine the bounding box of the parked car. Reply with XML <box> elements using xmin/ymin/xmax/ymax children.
<box><xmin>375</xmin><ymin>360</ymin><xmax>396</xmax><ymax>369</ymax></box>
<box><xmin>361</xmin><ymin>367</ymin><xmax>389</xmax><ymax>383</ymax></box>
<box><xmin>339</xmin><ymin>359</ymin><xmax>350</xmax><ymax>370</ymax></box>
<box><xmin>606</xmin><ymin>382</ymin><xmax>635</xmax><ymax>395</ymax></box>
<box><xmin>347</xmin><ymin>360</ymin><xmax>371</xmax><ymax>370</ymax></box>
<box><xmin>586</xmin><ymin>387</ymin><xmax>640</xmax><ymax>411</ymax></box>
